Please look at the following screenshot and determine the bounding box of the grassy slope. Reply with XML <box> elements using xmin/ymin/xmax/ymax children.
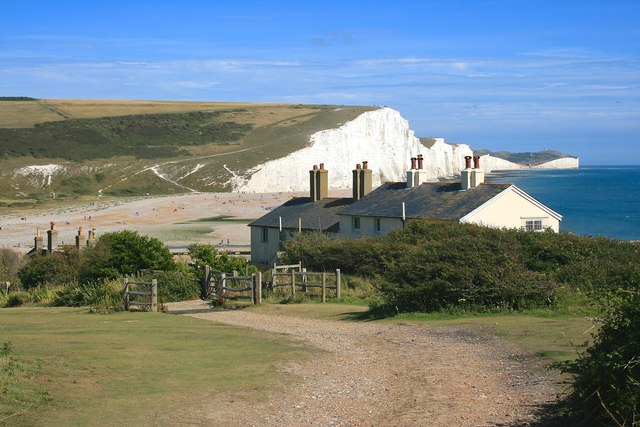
<box><xmin>0</xmin><ymin>100</ymin><xmax>376</xmax><ymax>204</ymax></box>
<box><xmin>0</xmin><ymin>307</ymin><xmax>310</xmax><ymax>426</ymax></box>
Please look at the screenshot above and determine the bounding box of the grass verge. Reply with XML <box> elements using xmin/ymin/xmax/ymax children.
<box><xmin>0</xmin><ymin>307</ymin><xmax>310</xmax><ymax>425</ymax></box>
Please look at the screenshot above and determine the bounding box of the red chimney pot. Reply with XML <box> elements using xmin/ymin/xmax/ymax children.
<box><xmin>356</xmin><ymin>163</ymin><xmax>361</xmax><ymax>170</ymax></box>
<box><xmin>410</xmin><ymin>157</ymin><xmax>417</xmax><ymax>170</ymax></box>
<box><xmin>319</xmin><ymin>163</ymin><xmax>325</xmax><ymax>170</ymax></box>
<box><xmin>464</xmin><ymin>156</ymin><xmax>472</xmax><ymax>169</ymax></box>
<box><xmin>362</xmin><ymin>160</ymin><xmax>368</xmax><ymax>169</ymax></box>
<box><xmin>417</xmin><ymin>154</ymin><xmax>424</xmax><ymax>170</ymax></box>
<box><xmin>473</xmin><ymin>156</ymin><xmax>480</xmax><ymax>169</ymax></box>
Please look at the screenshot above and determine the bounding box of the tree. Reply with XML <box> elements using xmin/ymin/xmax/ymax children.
<box><xmin>79</xmin><ymin>230</ymin><xmax>175</xmax><ymax>283</ymax></box>
<box><xmin>187</xmin><ymin>244</ymin><xmax>253</xmax><ymax>279</ymax></box>
<box><xmin>0</xmin><ymin>248</ymin><xmax>23</xmax><ymax>286</ymax></box>
<box><xmin>17</xmin><ymin>252</ymin><xmax>77</xmax><ymax>289</ymax></box>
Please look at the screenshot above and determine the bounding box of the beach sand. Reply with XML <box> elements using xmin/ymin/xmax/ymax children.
<box><xmin>0</xmin><ymin>191</ymin><xmax>346</xmax><ymax>253</ymax></box>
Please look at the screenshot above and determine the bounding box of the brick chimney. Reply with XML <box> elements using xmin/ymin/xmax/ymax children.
<box><xmin>471</xmin><ymin>155</ymin><xmax>485</xmax><ymax>187</ymax></box>
<box><xmin>352</xmin><ymin>163</ymin><xmax>361</xmax><ymax>200</ymax></box>
<box><xmin>47</xmin><ymin>221</ymin><xmax>58</xmax><ymax>253</ymax></box>
<box><xmin>34</xmin><ymin>227</ymin><xmax>43</xmax><ymax>253</ymax></box>
<box><xmin>461</xmin><ymin>156</ymin><xmax>473</xmax><ymax>190</ymax></box>
<box><xmin>75</xmin><ymin>226</ymin><xmax>86</xmax><ymax>250</ymax></box>
<box><xmin>309</xmin><ymin>164</ymin><xmax>318</xmax><ymax>201</ymax></box>
<box><xmin>316</xmin><ymin>163</ymin><xmax>328</xmax><ymax>200</ymax></box>
<box><xmin>360</xmin><ymin>161</ymin><xmax>372</xmax><ymax>198</ymax></box>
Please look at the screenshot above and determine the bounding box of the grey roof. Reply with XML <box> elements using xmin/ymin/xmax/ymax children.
<box><xmin>338</xmin><ymin>181</ymin><xmax>512</xmax><ymax>221</ymax></box>
<box><xmin>248</xmin><ymin>197</ymin><xmax>353</xmax><ymax>232</ymax></box>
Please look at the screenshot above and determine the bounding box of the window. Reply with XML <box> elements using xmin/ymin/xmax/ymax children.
<box><xmin>375</xmin><ymin>217</ymin><xmax>381</xmax><ymax>232</ymax></box>
<box><xmin>353</xmin><ymin>216</ymin><xmax>361</xmax><ymax>230</ymax></box>
<box><xmin>523</xmin><ymin>218</ymin><xmax>544</xmax><ymax>232</ymax></box>
<box><xmin>261</xmin><ymin>227</ymin><xmax>269</xmax><ymax>242</ymax></box>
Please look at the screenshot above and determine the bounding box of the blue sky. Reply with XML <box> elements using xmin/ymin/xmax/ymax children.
<box><xmin>1</xmin><ymin>1</ymin><xmax>639</xmax><ymax>164</ymax></box>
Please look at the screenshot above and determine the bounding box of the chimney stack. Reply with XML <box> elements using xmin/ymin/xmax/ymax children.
<box><xmin>47</xmin><ymin>221</ymin><xmax>58</xmax><ymax>253</ymax></box>
<box><xmin>315</xmin><ymin>163</ymin><xmax>328</xmax><ymax>201</ymax></box>
<box><xmin>75</xmin><ymin>226</ymin><xmax>86</xmax><ymax>250</ymax></box>
<box><xmin>414</xmin><ymin>154</ymin><xmax>428</xmax><ymax>186</ymax></box>
<box><xmin>471</xmin><ymin>156</ymin><xmax>485</xmax><ymax>187</ymax></box>
<box><xmin>87</xmin><ymin>228</ymin><xmax>97</xmax><ymax>246</ymax></box>
<box><xmin>461</xmin><ymin>156</ymin><xmax>473</xmax><ymax>190</ymax></box>
<box><xmin>34</xmin><ymin>227</ymin><xmax>43</xmax><ymax>253</ymax></box>
<box><xmin>352</xmin><ymin>163</ymin><xmax>361</xmax><ymax>200</ymax></box>
<box><xmin>406</xmin><ymin>157</ymin><xmax>416</xmax><ymax>188</ymax></box>
<box><xmin>417</xmin><ymin>154</ymin><xmax>424</xmax><ymax>170</ymax></box>
<box><xmin>310</xmin><ymin>165</ymin><xmax>318</xmax><ymax>201</ymax></box>
<box><xmin>360</xmin><ymin>160</ymin><xmax>372</xmax><ymax>198</ymax></box>
<box><xmin>410</xmin><ymin>157</ymin><xmax>417</xmax><ymax>170</ymax></box>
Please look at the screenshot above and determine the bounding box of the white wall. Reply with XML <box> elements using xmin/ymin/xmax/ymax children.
<box><xmin>462</xmin><ymin>188</ymin><xmax>560</xmax><ymax>232</ymax></box>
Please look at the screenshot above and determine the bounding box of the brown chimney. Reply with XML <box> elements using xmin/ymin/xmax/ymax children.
<box><xmin>34</xmin><ymin>227</ymin><xmax>43</xmax><ymax>253</ymax></box>
<box><xmin>309</xmin><ymin>165</ymin><xmax>318</xmax><ymax>201</ymax></box>
<box><xmin>353</xmin><ymin>164</ymin><xmax>361</xmax><ymax>200</ymax></box>
<box><xmin>417</xmin><ymin>154</ymin><xmax>424</xmax><ymax>170</ymax></box>
<box><xmin>360</xmin><ymin>160</ymin><xmax>372</xmax><ymax>198</ymax></box>
<box><xmin>464</xmin><ymin>156</ymin><xmax>472</xmax><ymax>169</ymax></box>
<box><xmin>316</xmin><ymin>163</ymin><xmax>328</xmax><ymax>200</ymax></box>
<box><xmin>473</xmin><ymin>156</ymin><xmax>480</xmax><ymax>169</ymax></box>
<box><xmin>410</xmin><ymin>157</ymin><xmax>417</xmax><ymax>170</ymax></box>
<box><xmin>75</xmin><ymin>226</ymin><xmax>85</xmax><ymax>250</ymax></box>
<box><xmin>47</xmin><ymin>221</ymin><xmax>58</xmax><ymax>253</ymax></box>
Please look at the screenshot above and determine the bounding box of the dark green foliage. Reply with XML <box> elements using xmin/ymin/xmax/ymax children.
<box><xmin>283</xmin><ymin>220</ymin><xmax>640</xmax><ymax>313</ymax></box>
<box><xmin>188</xmin><ymin>244</ymin><xmax>255</xmax><ymax>278</ymax></box>
<box><xmin>140</xmin><ymin>265</ymin><xmax>200</xmax><ymax>302</ymax></box>
<box><xmin>0</xmin><ymin>248</ymin><xmax>23</xmax><ymax>286</ymax></box>
<box><xmin>557</xmin><ymin>289</ymin><xmax>640</xmax><ymax>426</ymax></box>
<box><xmin>0</xmin><ymin>111</ymin><xmax>253</xmax><ymax>161</ymax></box>
<box><xmin>5</xmin><ymin>291</ymin><xmax>30</xmax><ymax>307</ymax></box>
<box><xmin>17</xmin><ymin>251</ymin><xmax>79</xmax><ymax>289</ymax></box>
<box><xmin>79</xmin><ymin>231</ymin><xmax>175</xmax><ymax>283</ymax></box>
<box><xmin>0</xmin><ymin>96</ymin><xmax>37</xmax><ymax>101</ymax></box>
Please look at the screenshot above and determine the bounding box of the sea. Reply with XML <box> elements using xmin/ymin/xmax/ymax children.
<box><xmin>486</xmin><ymin>166</ymin><xmax>640</xmax><ymax>241</ymax></box>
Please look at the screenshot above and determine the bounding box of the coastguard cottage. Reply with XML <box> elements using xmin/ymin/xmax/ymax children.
<box><xmin>248</xmin><ymin>156</ymin><xmax>562</xmax><ymax>265</ymax></box>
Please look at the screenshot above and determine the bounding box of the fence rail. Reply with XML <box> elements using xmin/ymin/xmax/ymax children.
<box><xmin>124</xmin><ymin>278</ymin><xmax>157</xmax><ymax>312</ymax></box>
<box><xmin>270</xmin><ymin>269</ymin><xmax>341</xmax><ymax>302</ymax></box>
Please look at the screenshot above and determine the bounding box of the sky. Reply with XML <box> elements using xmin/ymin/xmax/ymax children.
<box><xmin>1</xmin><ymin>0</ymin><xmax>639</xmax><ymax>165</ymax></box>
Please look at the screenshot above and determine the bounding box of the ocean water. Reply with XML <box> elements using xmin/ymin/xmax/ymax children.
<box><xmin>487</xmin><ymin>166</ymin><xmax>640</xmax><ymax>241</ymax></box>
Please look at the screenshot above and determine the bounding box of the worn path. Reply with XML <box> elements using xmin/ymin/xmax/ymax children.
<box><xmin>164</xmin><ymin>301</ymin><xmax>556</xmax><ymax>426</ymax></box>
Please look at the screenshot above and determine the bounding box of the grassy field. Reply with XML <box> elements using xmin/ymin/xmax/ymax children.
<box><xmin>0</xmin><ymin>307</ymin><xmax>311</xmax><ymax>426</ymax></box>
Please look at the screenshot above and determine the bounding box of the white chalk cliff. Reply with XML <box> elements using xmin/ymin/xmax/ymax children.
<box><xmin>237</xmin><ymin>108</ymin><xmax>473</xmax><ymax>192</ymax></box>
<box><xmin>236</xmin><ymin>107</ymin><xmax>578</xmax><ymax>193</ymax></box>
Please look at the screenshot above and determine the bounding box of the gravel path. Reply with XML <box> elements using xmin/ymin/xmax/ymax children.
<box><xmin>165</xmin><ymin>301</ymin><xmax>556</xmax><ymax>426</ymax></box>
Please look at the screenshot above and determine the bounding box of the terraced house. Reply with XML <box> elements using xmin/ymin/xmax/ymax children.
<box><xmin>249</xmin><ymin>156</ymin><xmax>562</xmax><ymax>265</ymax></box>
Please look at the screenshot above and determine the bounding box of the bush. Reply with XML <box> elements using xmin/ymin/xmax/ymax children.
<box><xmin>282</xmin><ymin>220</ymin><xmax>640</xmax><ymax>314</ymax></box>
<box><xmin>558</xmin><ymin>289</ymin><xmax>640</xmax><ymax>426</ymax></box>
<box><xmin>5</xmin><ymin>291</ymin><xmax>30</xmax><ymax>307</ymax></box>
<box><xmin>140</xmin><ymin>265</ymin><xmax>200</xmax><ymax>302</ymax></box>
<box><xmin>188</xmin><ymin>244</ymin><xmax>255</xmax><ymax>278</ymax></box>
<box><xmin>0</xmin><ymin>248</ymin><xmax>23</xmax><ymax>286</ymax></box>
<box><xmin>79</xmin><ymin>230</ymin><xmax>175</xmax><ymax>283</ymax></box>
<box><xmin>17</xmin><ymin>252</ymin><xmax>78</xmax><ymax>289</ymax></box>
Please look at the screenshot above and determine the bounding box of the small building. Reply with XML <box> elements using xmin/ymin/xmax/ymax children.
<box><xmin>248</xmin><ymin>156</ymin><xmax>562</xmax><ymax>265</ymax></box>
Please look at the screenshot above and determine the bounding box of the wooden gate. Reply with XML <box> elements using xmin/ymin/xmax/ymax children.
<box><xmin>202</xmin><ymin>266</ymin><xmax>262</xmax><ymax>304</ymax></box>
<box><xmin>270</xmin><ymin>269</ymin><xmax>341</xmax><ymax>302</ymax></box>
<box><xmin>124</xmin><ymin>278</ymin><xmax>158</xmax><ymax>312</ymax></box>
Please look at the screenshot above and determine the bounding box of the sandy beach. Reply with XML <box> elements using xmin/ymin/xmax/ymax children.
<box><xmin>0</xmin><ymin>191</ymin><xmax>341</xmax><ymax>253</ymax></box>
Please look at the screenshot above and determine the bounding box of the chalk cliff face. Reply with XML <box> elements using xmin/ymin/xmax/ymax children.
<box><xmin>237</xmin><ymin>108</ymin><xmax>473</xmax><ymax>192</ymax></box>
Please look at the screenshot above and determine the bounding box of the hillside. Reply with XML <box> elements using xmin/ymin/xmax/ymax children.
<box><xmin>0</xmin><ymin>99</ymin><xmax>375</xmax><ymax>205</ymax></box>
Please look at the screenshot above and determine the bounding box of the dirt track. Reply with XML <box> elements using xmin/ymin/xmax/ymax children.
<box><xmin>165</xmin><ymin>301</ymin><xmax>557</xmax><ymax>426</ymax></box>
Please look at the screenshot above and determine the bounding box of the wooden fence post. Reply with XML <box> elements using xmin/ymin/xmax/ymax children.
<box><xmin>124</xmin><ymin>277</ymin><xmax>130</xmax><ymax>310</ymax></box>
<box><xmin>336</xmin><ymin>269</ymin><xmax>341</xmax><ymax>299</ymax></box>
<box><xmin>321</xmin><ymin>272</ymin><xmax>326</xmax><ymax>303</ymax></box>
<box><xmin>220</xmin><ymin>273</ymin><xmax>226</xmax><ymax>299</ymax></box>
<box><xmin>254</xmin><ymin>271</ymin><xmax>262</xmax><ymax>304</ymax></box>
<box><xmin>290</xmin><ymin>270</ymin><xmax>295</xmax><ymax>297</ymax></box>
<box><xmin>302</xmin><ymin>267</ymin><xmax>307</xmax><ymax>293</ymax></box>
<box><xmin>151</xmin><ymin>279</ymin><xmax>158</xmax><ymax>312</ymax></box>
<box><xmin>271</xmin><ymin>268</ymin><xmax>276</xmax><ymax>290</ymax></box>
<box><xmin>201</xmin><ymin>265</ymin><xmax>210</xmax><ymax>299</ymax></box>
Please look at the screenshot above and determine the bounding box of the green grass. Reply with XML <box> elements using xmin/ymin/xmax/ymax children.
<box><xmin>0</xmin><ymin>307</ymin><xmax>311</xmax><ymax>426</ymax></box>
<box><xmin>186</xmin><ymin>215</ymin><xmax>251</xmax><ymax>223</ymax></box>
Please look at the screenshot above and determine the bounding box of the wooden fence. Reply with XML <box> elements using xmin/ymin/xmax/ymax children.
<box><xmin>270</xmin><ymin>269</ymin><xmax>341</xmax><ymax>302</ymax></box>
<box><xmin>202</xmin><ymin>266</ymin><xmax>262</xmax><ymax>304</ymax></box>
<box><xmin>123</xmin><ymin>278</ymin><xmax>158</xmax><ymax>312</ymax></box>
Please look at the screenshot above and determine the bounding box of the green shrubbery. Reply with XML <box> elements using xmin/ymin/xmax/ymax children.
<box><xmin>283</xmin><ymin>220</ymin><xmax>640</xmax><ymax>313</ymax></box>
<box><xmin>557</xmin><ymin>289</ymin><xmax>639</xmax><ymax>426</ymax></box>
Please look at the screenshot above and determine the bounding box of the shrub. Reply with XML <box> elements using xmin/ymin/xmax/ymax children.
<box><xmin>558</xmin><ymin>289</ymin><xmax>640</xmax><ymax>426</ymax></box>
<box><xmin>5</xmin><ymin>291</ymin><xmax>30</xmax><ymax>307</ymax></box>
<box><xmin>188</xmin><ymin>244</ymin><xmax>255</xmax><ymax>278</ymax></box>
<box><xmin>79</xmin><ymin>230</ymin><xmax>175</xmax><ymax>283</ymax></box>
<box><xmin>0</xmin><ymin>248</ymin><xmax>23</xmax><ymax>286</ymax></box>
<box><xmin>52</xmin><ymin>280</ymin><xmax>122</xmax><ymax>309</ymax></box>
<box><xmin>17</xmin><ymin>252</ymin><xmax>78</xmax><ymax>289</ymax></box>
<box><xmin>140</xmin><ymin>265</ymin><xmax>200</xmax><ymax>302</ymax></box>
